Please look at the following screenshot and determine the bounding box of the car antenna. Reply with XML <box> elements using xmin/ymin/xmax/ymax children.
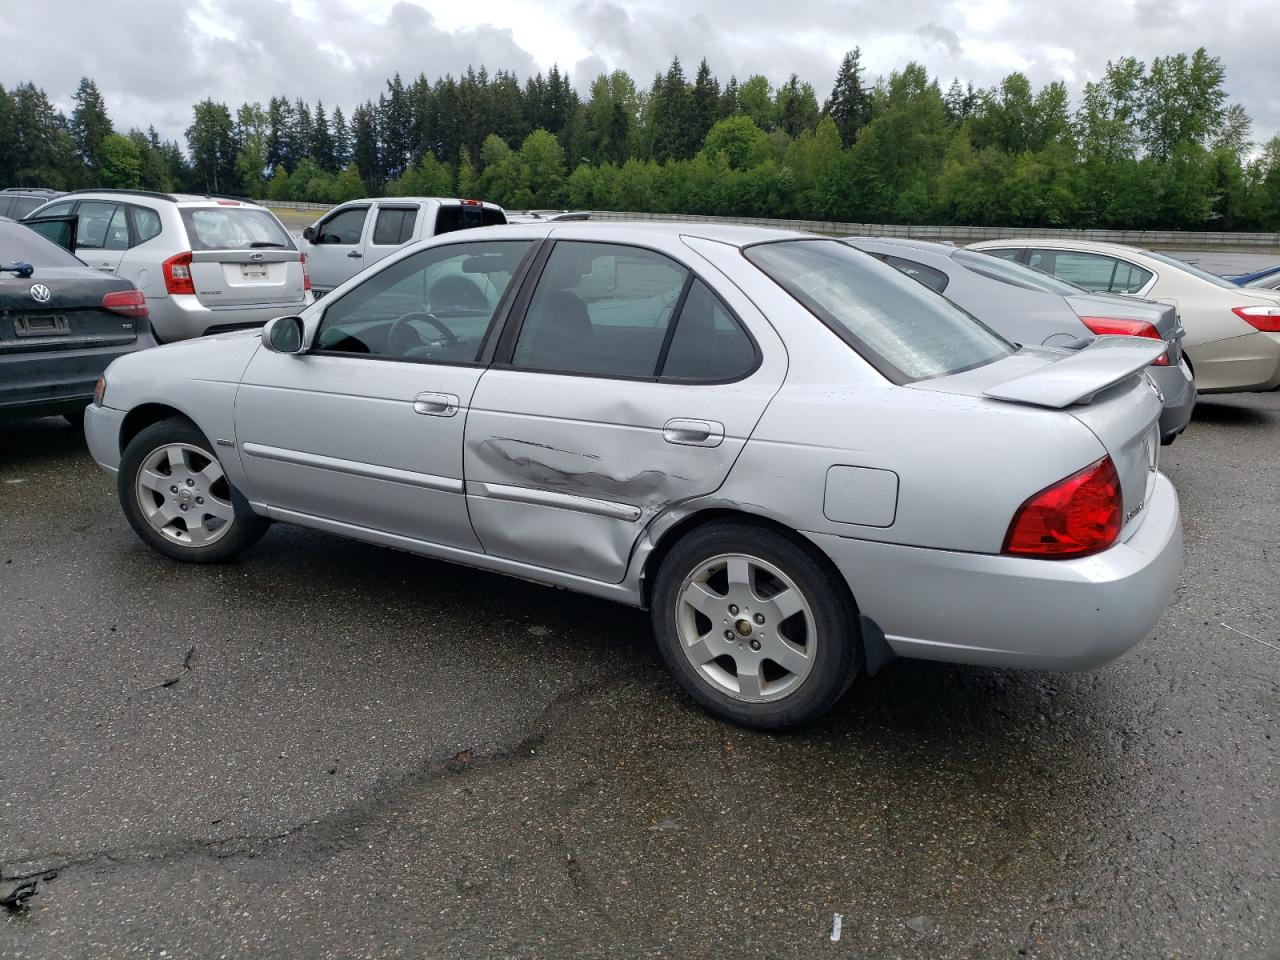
<box><xmin>1</xmin><ymin>261</ymin><xmax>34</xmax><ymax>278</ymax></box>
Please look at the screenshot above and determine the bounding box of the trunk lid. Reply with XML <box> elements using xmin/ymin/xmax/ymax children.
<box><xmin>918</xmin><ymin>338</ymin><xmax>1165</xmax><ymax>540</ymax></box>
<box><xmin>0</xmin><ymin>267</ymin><xmax>139</xmax><ymax>354</ymax></box>
<box><xmin>178</xmin><ymin>205</ymin><xmax>306</xmax><ymax>309</ymax></box>
<box><xmin>1065</xmin><ymin>292</ymin><xmax>1184</xmax><ymax>365</ymax></box>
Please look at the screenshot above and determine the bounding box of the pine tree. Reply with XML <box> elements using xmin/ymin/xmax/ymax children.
<box><xmin>691</xmin><ymin>59</ymin><xmax>721</xmax><ymax>145</ymax></box>
<box><xmin>331</xmin><ymin>106</ymin><xmax>351</xmax><ymax>167</ymax></box>
<box><xmin>351</xmin><ymin>102</ymin><xmax>380</xmax><ymax>190</ymax></box>
<box><xmin>650</xmin><ymin>57</ymin><xmax>697</xmax><ymax>162</ymax></box>
<box><xmin>70</xmin><ymin>77</ymin><xmax>113</xmax><ymax>175</ymax></box>
<box><xmin>312</xmin><ymin>101</ymin><xmax>335</xmax><ymax>171</ymax></box>
<box><xmin>824</xmin><ymin>49</ymin><xmax>871</xmax><ymax>145</ymax></box>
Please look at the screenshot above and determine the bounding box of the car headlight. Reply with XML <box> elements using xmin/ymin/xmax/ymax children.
<box><xmin>93</xmin><ymin>375</ymin><xmax>107</xmax><ymax>407</ymax></box>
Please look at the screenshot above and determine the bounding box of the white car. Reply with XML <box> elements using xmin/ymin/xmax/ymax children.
<box><xmin>969</xmin><ymin>239</ymin><xmax>1280</xmax><ymax>393</ymax></box>
<box><xmin>25</xmin><ymin>190</ymin><xmax>310</xmax><ymax>343</ymax></box>
<box><xmin>299</xmin><ymin>197</ymin><xmax>506</xmax><ymax>296</ymax></box>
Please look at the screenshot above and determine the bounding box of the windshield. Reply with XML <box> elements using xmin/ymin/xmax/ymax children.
<box><xmin>1141</xmin><ymin>250</ymin><xmax>1239</xmax><ymax>290</ymax></box>
<box><xmin>745</xmin><ymin>239</ymin><xmax>1014</xmax><ymax>383</ymax></box>
<box><xmin>0</xmin><ymin>218</ymin><xmax>83</xmax><ymax>268</ymax></box>
<box><xmin>953</xmin><ymin>249</ymin><xmax>1085</xmax><ymax>295</ymax></box>
<box><xmin>179</xmin><ymin>206</ymin><xmax>294</xmax><ymax>252</ymax></box>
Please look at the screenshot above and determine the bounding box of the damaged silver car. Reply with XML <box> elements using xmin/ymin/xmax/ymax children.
<box><xmin>84</xmin><ymin>223</ymin><xmax>1182</xmax><ymax>729</ymax></box>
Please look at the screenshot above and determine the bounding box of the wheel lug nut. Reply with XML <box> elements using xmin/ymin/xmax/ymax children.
<box><xmin>186</xmin><ymin>479</ymin><xmax>195</xmax><ymax>486</ymax></box>
<box><xmin>754</xmin><ymin>613</ymin><xmax>765</xmax><ymax>625</ymax></box>
<box><xmin>180</xmin><ymin>504</ymin><xmax>188</xmax><ymax>511</ymax></box>
<box><xmin>723</xmin><ymin>630</ymin><xmax>734</xmax><ymax>640</ymax></box>
<box><xmin>170</xmin><ymin>485</ymin><xmax>178</xmax><ymax>493</ymax></box>
<box><xmin>750</xmin><ymin>639</ymin><xmax>761</xmax><ymax>651</ymax></box>
<box><xmin>728</xmin><ymin>604</ymin><xmax>739</xmax><ymax>615</ymax></box>
<box><xmin>196</xmin><ymin>497</ymin><xmax>204</xmax><ymax>505</ymax></box>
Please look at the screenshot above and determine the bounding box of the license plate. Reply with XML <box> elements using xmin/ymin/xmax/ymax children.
<box><xmin>14</xmin><ymin>314</ymin><xmax>69</xmax><ymax>336</ymax></box>
<box><xmin>240</xmin><ymin>264</ymin><xmax>269</xmax><ymax>279</ymax></box>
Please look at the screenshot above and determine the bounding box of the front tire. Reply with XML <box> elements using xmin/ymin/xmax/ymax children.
<box><xmin>651</xmin><ymin>522</ymin><xmax>861</xmax><ymax>730</ymax></box>
<box><xmin>118</xmin><ymin>418</ymin><xmax>268</xmax><ymax>563</ymax></box>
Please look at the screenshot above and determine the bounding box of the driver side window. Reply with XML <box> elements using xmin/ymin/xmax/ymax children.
<box><xmin>315</xmin><ymin>206</ymin><xmax>368</xmax><ymax>245</ymax></box>
<box><xmin>313</xmin><ymin>240</ymin><xmax>535</xmax><ymax>363</ymax></box>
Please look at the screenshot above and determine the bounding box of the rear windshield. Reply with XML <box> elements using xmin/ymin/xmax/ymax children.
<box><xmin>179</xmin><ymin>206</ymin><xmax>294</xmax><ymax>252</ymax></box>
<box><xmin>1141</xmin><ymin>250</ymin><xmax>1239</xmax><ymax>290</ymax></box>
<box><xmin>954</xmin><ymin>249</ymin><xmax>1085</xmax><ymax>295</ymax></box>
<box><xmin>745</xmin><ymin>239</ymin><xmax>1013</xmax><ymax>383</ymax></box>
<box><xmin>0</xmin><ymin>218</ymin><xmax>83</xmax><ymax>267</ymax></box>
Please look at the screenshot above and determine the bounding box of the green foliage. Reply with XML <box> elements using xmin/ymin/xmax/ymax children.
<box><xmin>3</xmin><ymin>50</ymin><xmax>1278</xmax><ymax>231</ymax></box>
<box><xmin>98</xmin><ymin>133</ymin><xmax>141</xmax><ymax>189</ymax></box>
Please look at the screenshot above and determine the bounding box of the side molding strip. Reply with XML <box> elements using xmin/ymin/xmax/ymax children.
<box><xmin>240</xmin><ymin>442</ymin><xmax>463</xmax><ymax>494</ymax></box>
<box><xmin>467</xmin><ymin>480</ymin><xmax>642</xmax><ymax>522</ymax></box>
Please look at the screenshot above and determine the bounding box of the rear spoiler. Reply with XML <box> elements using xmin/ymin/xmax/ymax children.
<box><xmin>985</xmin><ymin>337</ymin><xmax>1167</xmax><ymax>409</ymax></box>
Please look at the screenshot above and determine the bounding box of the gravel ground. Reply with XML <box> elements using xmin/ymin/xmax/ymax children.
<box><xmin>0</xmin><ymin>391</ymin><xmax>1277</xmax><ymax>959</ymax></box>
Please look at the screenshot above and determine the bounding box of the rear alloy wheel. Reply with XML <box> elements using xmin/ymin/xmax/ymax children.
<box><xmin>652</xmin><ymin>523</ymin><xmax>861</xmax><ymax>730</ymax></box>
<box><xmin>119</xmin><ymin>418</ymin><xmax>268</xmax><ymax>563</ymax></box>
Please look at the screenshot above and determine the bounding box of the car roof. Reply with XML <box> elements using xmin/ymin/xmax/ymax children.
<box><xmin>542</xmin><ymin>221</ymin><xmax>813</xmax><ymax>247</ymax></box>
<box><xmin>341</xmin><ymin>197</ymin><xmax>504</xmax><ymax>210</ymax></box>
<box><xmin>846</xmin><ymin>236</ymin><xmax>961</xmax><ymax>257</ymax></box>
<box><xmin>970</xmin><ymin>237</ymin><xmax>1156</xmax><ymax>258</ymax></box>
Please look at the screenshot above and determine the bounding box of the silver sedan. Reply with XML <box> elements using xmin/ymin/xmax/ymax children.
<box><xmin>84</xmin><ymin>223</ymin><xmax>1183</xmax><ymax>729</ymax></box>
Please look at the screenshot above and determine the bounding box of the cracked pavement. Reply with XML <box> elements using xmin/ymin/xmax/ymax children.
<box><xmin>1</xmin><ymin>392</ymin><xmax>1277</xmax><ymax>959</ymax></box>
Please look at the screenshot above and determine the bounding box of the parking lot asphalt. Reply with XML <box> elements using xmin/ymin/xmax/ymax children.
<box><xmin>1</xmin><ymin>392</ymin><xmax>1277</xmax><ymax>960</ymax></box>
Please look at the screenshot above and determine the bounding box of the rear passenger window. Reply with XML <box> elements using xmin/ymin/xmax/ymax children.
<box><xmin>1030</xmin><ymin>250</ymin><xmax>1150</xmax><ymax>294</ymax></box>
<box><xmin>9</xmin><ymin>197</ymin><xmax>43</xmax><ymax>218</ymax></box>
<box><xmin>659</xmin><ymin>280</ymin><xmax>757</xmax><ymax>381</ymax></box>
<box><xmin>1110</xmin><ymin>261</ymin><xmax>1152</xmax><ymax>294</ymax></box>
<box><xmin>878</xmin><ymin>254</ymin><xmax>949</xmax><ymax>293</ymax></box>
<box><xmin>372</xmin><ymin>207</ymin><xmax>417</xmax><ymax>245</ymax></box>
<box><xmin>75</xmin><ymin>201</ymin><xmax>119</xmax><ymax>249</ymax></box>
<box><xmin>34</xmin><ymin>200</ymin><xmax>74</xmax><ymax>220</ymax></box>
<box><xmin>104</xmin><ymin>206</ymin><xmax>130</xmax><ymax>250</ymax></box>
<box><xmin>130</xmin><ymin>205</ymin><xmax>163</xmax><ymax>244</ymax></box>
<box><xmin>434</xmin><ymin>204</ymin><xmax>489</xmax><ymax>235</ymax></box>
<box><xmin>985</xmin><ymin>248</ymin><xmax>1025</xmax><ymax>262</ymax></box>
<box><xmin>511</xmin><ymin>242</ymin><xmax>688</xmax><ymax>378</ymax></box>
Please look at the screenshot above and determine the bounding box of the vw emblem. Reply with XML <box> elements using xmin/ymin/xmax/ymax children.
<box><xmin>249</xmin><ymin>252</ymin><xmax>265</xmax><ymax>262</ymax></box>
<box><xmin>30</xmin><ymin>283</ymin><xmax>51</xmax><ymax>303</ymax></box>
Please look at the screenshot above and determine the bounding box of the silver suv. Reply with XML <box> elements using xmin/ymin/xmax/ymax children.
<box><xmin>25</xmin><ymin>189</ymin><xmax>311</xmax><ymax>342</ymax></box>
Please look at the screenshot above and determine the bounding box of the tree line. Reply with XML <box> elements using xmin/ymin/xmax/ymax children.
<box><xmin>3</xmin><ymin>48</ymin><xmax>1279</xmax><ymax>231</ymax></box>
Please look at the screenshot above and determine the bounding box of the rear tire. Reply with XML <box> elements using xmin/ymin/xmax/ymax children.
<box><xmin>118</xmin><ymin>417</ymin><xmax>268</xmax><ymax>563</ymax></box>
<box><xmin>651</xmin><ymin>522</ymin><xmax>861</xmax><ymax>730</ymax></box>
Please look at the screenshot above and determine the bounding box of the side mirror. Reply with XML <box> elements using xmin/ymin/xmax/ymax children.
<box><xmin>302</xmin><ymin>225</ymin><xmax>316</xmax><ymax>242</ymax></box>
<box><xmin>262</xmin><ymin>315</ymin><xmax>305</xmax><ymax>354</ymax></box>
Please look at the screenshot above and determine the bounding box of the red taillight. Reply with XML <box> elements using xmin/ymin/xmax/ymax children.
<box><xmin>1079</xmin><ymin>316</ymin><xmax>1169</xmax><ymax>365</ymax></box>
<box><xmin>101</xmin><ymin>289</ymin><xmax>148</xmax><ymax>318</ymax></box>
<box><xmin>215</xmin><ymin>199</ymin><xmax>241</xmax><ymax>206</ymax></box>
<box><xmin>1003</xmin><ymin>456</ymin><xmax>1123</xmax><ymax>559</ymax></box>
<box><xmin>460</xmin><ymin>198</ymin><xmax>482</xmax><ymax>206</ymax></box>
<box><xmin>162</xmin><ymin>252</ymin><xmax>195</xmax><ymax>295</ymax></box>
<box><xmin>1232</xmin><ymin>305</ymin><xmax>1280</xmax><ymax>333</ymax></box>
<box><xmin>300</xmin><ymin>253</ymin><xmax>311</xmax><ymax>292</ymax></box>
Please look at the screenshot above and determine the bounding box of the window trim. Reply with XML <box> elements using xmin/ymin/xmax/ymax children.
<box><xmin>490</xmin><ymin>239</ymin><xmax>762</xmax><ymax>385</ymax></box>
<box><xmin>874</xmin><ymin>252</ymin><xmax>950</xmax><ymax>294</ymax></box>
<box><xmin>306</xmin><ymin>237</ymin><xmax>541</xmax><ymax>369</ymax></box>
<box><xmin>369</xmin><ymin>204</ymin><xmax>420</xmax><ymax>247</ymax></box>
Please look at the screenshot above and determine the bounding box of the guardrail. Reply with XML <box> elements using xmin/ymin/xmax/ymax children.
<box><xmin>261</xmin><ymin>201</ymin><xmax>1280</xmax><ymax>249</ymax></box>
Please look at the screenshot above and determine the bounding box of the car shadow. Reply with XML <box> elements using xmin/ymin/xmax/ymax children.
<box><xmin>1191</xmin><ymin>399</ymin><xmax>1275</xmax><ymax>428</ymax></box>
<box><xmin>0</xmin><ymin>416</ymin><xmax>92</xmax><ymax>472</ymax></box>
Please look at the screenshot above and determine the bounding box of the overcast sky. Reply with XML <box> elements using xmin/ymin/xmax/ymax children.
<box><xmin>2</xmin><ymin>0</ymin><xmax>1277</xmax><ymax>149</ymax></box>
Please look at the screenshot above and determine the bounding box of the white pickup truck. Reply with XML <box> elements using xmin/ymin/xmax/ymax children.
<box><xmin>299</xmin><ymin>197</ymin><xmax>506</xmax><ymax>296</ymax></box>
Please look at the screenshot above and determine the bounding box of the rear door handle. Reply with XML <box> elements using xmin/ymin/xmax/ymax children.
<box><xmin>347</xmin><ymin>251</ymin><xmax>362</xmax><ymax>259</ymax></box>
<box><xmin>413</xmin><ymin>392</ymin><xmax>460</xmax><ymax>417</ymax></box>
<box><xmin>662</xmin><ymin>418</ymin><xmax>724</xmax><ymax>447</ymax></box>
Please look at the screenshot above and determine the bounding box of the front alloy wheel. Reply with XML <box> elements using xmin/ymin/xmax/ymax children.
<box><xmin>118</xmin><ymin>417</ymin><xmax>268</xmax><ymax>563</ymax></box>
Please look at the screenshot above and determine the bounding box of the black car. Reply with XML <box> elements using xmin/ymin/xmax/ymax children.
<box><xmin>1</xmin><ymin>216</ymin><xmax>156</xmax><ymax>424</ymax></box>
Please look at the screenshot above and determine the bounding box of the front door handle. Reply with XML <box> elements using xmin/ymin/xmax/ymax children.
<box><xmin>413</xmin><ymin>392</ymin><xmax>459</xmax><ymax>417</ymax></box>
<box><xmin>662</xmin><ymin>418</ymin><xmax>724</xmax><ymax>447</ymax></box>
<box><xmin>347</xmin><ymin>250</ymin><xmax>362</xmax><ymax>259</ymax></box>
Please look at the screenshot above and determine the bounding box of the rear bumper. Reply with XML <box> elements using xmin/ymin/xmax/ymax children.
<box><xmin>84</xmin><ymin>403</ymin><xmax>126</xmax><ymax>474</ymax></box>
<box><xmin>806</xmin><ymin>472</ymin><xmax>1182</xmax><ymax>672</ymax></box>
<box><xmin>0</xmin><ymin>338</ymin><xmax>154</xmax><ymax>418</ymax></box>
<box><xmin>1152</xmin><ymin>360</ymin><xmax>1196</xmax><ymax>442</ymax></box>
<box><xmin>147</xmin><ymin>293</ymin><xmax>313</xmax><ymax>343</ymax></box>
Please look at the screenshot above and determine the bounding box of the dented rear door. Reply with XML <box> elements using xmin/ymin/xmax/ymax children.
<box><xmin>463</xmin><ymin>237</ymin><xmax>786</xmax><ymax>584</ymax></box>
